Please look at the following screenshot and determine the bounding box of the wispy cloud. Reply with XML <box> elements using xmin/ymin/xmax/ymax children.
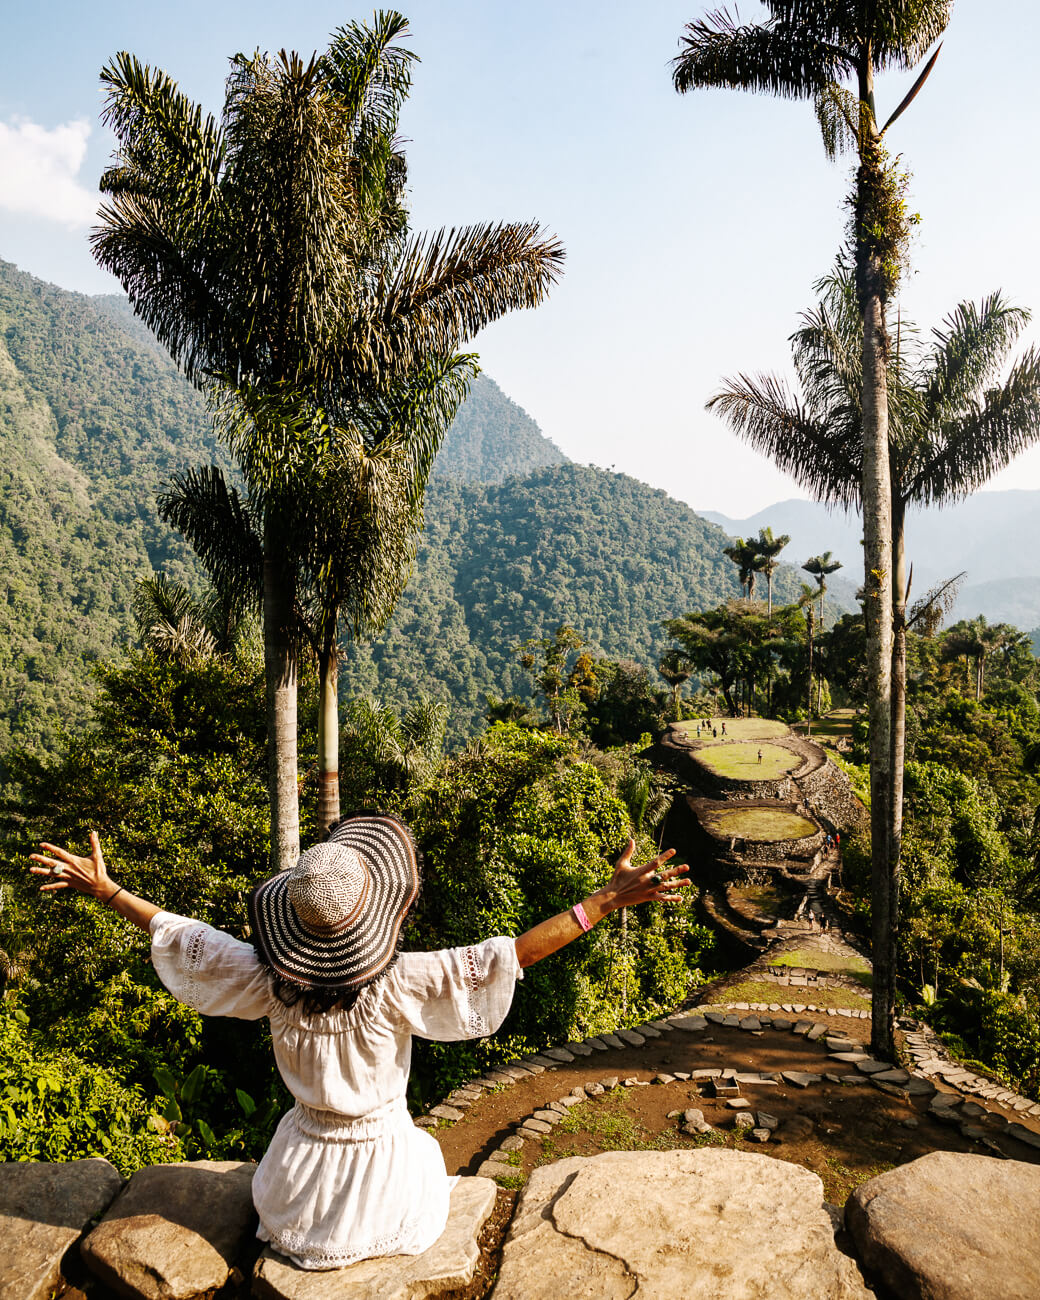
<box><xmin>0</xmin><ymin>118</ymin><xmax>98</xmax><ymax>227</ymax></box>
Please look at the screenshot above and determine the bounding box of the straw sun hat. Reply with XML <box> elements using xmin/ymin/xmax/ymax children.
<box><xmin>249</xmin><ymin>815</ymin><xmax>420</xmax><ymax>991</ymax></box>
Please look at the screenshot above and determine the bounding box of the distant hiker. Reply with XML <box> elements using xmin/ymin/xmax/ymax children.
<box><xmin>835</xmin><ymin>831</ymin><xmax>841</xmax><ymax>850</ymax></box>
<box><xmin>696</xmin><ymin>725</ymin><xmax>701</xmax><ymax>738</ymax></box>
<box><xmin>30</xmin><ymin>823</ymin><xmax>687</xmax><ymax>1270</ymax></box>
<box><xmin>721</xmin><ymin>722</ymin><xmax>727</xmax><ymax>736</ymax></box>
<box><xmin>713</xmin><ymin>727</ymin><xmax>718</xmax><ymax>739</ymax></box>
<box><xmin>757</xmin><ymin>749</ymin><xmax>762</xmax><ymax>763</ymax></box>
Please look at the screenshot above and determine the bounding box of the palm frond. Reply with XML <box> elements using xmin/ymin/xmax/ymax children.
<box><xmin>774</xmin><ymin>2</ymin><xmax>951</xmax><ymax>73</ymax></box>
<box><xmin>359</xmin><ymin>222</ymin><xmax>564</xmax><ymax>379</ymax></box>
<box><xmin>673</xmin><ymin>7</ymin><xmax>849</xmax><ymax>98</ymax></box>
<box><xmin>157</xmin><ymin>464</ymin><xmax>264</xmax><ymax>608</ymax></box>
<box><xmin>133</xmin><ymin>575</ymin><xmax>218</xmax><ymax>665</ymax></box>
<box><xmin>323</xmin><ymin>10</ymin><xmax>416</xmax><ymax>140</ymax></box>
<box><xmin>97</xmin><ymin>52</ymin><xmax>224</xmax><ymax>210</ymax></box>
<box><xmin>707</xmin><ymin>372</ymin><xmax>860</xmax><ymax>509</ymax></box>
<box><xmin>903</xmin><ymin>346</ymin><xmax>1040</xmax><ymax>506</ymax></box>
<box><xmin>915</xmin><ymin>293</ymin><xmax>1031</xmax><ymax>422</ymax></box>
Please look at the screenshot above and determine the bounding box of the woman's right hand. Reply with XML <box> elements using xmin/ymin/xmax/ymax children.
<box><xmin>599</xmin><ymin>838</ymin><xmax>688</xmax><ymax>911</ymax></box>
<box><xmin>29</xmin><ymin>831</ymin><xmax>113</xmax><ymax>900</ymax></box>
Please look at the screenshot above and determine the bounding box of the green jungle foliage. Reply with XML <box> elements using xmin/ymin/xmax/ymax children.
<box><xmin>840</xmin><ymin>618</ymin><xmax>1040</xmax><ymax>1099</ymax></box>
<box><xmin>0</xmin><ymin>644</ymin><xmax>710</xmax><ymax>1167</ymax></box>
<box><xmin>0</xmin><ymin>1004</ymin><xmax>174</xmax><ymax>1174</ymax></box>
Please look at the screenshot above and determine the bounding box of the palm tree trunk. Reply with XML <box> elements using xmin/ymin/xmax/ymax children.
<box><xmin>887</xmin><ymin>499</ymin><xmax>908</xmax><ymax>1041</ymax></box>
<box><xmin>317</xmin><ymin>646</ymin><xmax>340</xmax><ymax>835</ymax></box>
<box><xmin>806</xmin><ymin>608</ymin><xmax>814</xmax><ymax>736</ymax></box>
<box><xmin>263</xmin><ymin>531</ymin><xmax>300</xmax><ymax>872</ymax></box>
<box><xmin>860</xmin><ymin>215</ymin><xmax>896</xmax><ymax>1059</ymax></box>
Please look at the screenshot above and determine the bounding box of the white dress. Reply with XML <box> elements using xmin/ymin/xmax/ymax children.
<box><xmin>149</xmin><ymin>912</ymin><xmax>522</xmax><ymax>1270</ymax></box>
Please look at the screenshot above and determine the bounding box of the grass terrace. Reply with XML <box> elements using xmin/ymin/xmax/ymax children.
<box><xmin>695</xmin><ymin>742</ymin><xmax>801</xmax><ymax>781</ymax></box>
<box><xmin>701</xmin><ymin>807</ymin><xmax>818</xmax><ymax>841</ymax></box>
<box><xmin>677</xmin><ymin>717</ymin><xmax>790</xmax><ymax>742</ymax></box>
<box><xmin>707</xmin><ymin>979</ymin><xmax>872</xmax><ymax>1012</ymax></box>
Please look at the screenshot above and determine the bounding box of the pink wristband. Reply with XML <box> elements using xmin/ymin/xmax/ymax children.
<box><xmin>572</xmin><ymin>902</ymin><xmax>593</xmax><ymax>933</ymax></box>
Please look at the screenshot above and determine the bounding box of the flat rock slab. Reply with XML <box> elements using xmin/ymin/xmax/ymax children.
<box><xmin>490</xmin><ymin>1149</ymin><xmax>872</xmax><ymax>1299</ymax></box>
<box><xmin>847</xmin><ymin>1151</ymin><xmax>1040</xmax><ymax>1300</ymax></box>
<box><xmin>81</xmin><ymin>1160</ymin><xmax>256</xmax><ymax>1300</ymax></box>
<box><xmin>0</xmin><ymin>1158</ymin><xmax>123</xmax><ymax>1300</ymax></box>
<box><xmin>253</xmin><ymin>1178</ymin><xmax>496</xmax><ymax>1299</ymax></box>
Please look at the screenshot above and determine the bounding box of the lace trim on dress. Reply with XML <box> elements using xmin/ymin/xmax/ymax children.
<box><xmin>181</xmin><ymin>924</ymin><xmax>209</xmax><ymax>1007</ymax></box>
<box><xmin>463</xmin><ymin>944</ymin><xmax>486</xmax><ymax>1036</ymax></box>
<box><xmin>262</xmin><ymin>1216</ymin><xmax>432</xmax><ymax>1269</ymax></box>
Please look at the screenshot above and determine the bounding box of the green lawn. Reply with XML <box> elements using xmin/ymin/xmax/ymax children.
<box><xmin>702</xmin><ymin>807</ymin><xmax>818</xmax><ymax>842</ymax></box>
<box><xmin>709</xmin><ymin>979</ymin><xmax>872</xmax><ymax>1011</ymax></box>
<box><xmin>772</xmin><ymin>948</ymin><xmax>871</xmax><ymax>975</ymax></box>
<box><xmin>696</xmin><ymin>742</ymin><xmax>801</xmax><ymax>780</ymax></box>
<box><xmin>677</xmin><ymin>717</ymin><xmax>790</xmax><ymax>742</ymax></box>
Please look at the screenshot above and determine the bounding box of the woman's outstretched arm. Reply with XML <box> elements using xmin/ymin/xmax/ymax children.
<box><xmin>513</xmin><ymin>839</ymin><xmax>688</xmax><ymax>969</ymax></box>
<box><xmin>29</xmin><ymin>832</ymin><xmax>160</xmax><ymax>933</ymax></box>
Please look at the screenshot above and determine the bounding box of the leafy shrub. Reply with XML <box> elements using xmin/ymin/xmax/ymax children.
<box><xmin>0</xmin><ymin>1003</ymin><xmax>174</xmax><ymax>1174</ymax></box>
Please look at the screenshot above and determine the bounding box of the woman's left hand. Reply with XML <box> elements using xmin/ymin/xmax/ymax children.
<box><xmin>29</xmin><ymin>832</ymin><xmax>113</xmax><ymax>900</ymax></box>
<box><xmin>603</xmin><ymin>839</ymin><xmax>689</xmax><ymax>910</ymax></box>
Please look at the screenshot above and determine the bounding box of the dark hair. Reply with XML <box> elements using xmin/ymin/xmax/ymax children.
<box><xmin>255</xmin><ymin>811</ymin><xmax>424</xmax><ymax>1017</ymax></box>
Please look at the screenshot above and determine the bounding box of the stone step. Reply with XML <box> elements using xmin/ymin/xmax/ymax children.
<box><xmin>252</xmin><ymin>1177</ymin><xmax>497</xmax><ymax>1298</ymax></box>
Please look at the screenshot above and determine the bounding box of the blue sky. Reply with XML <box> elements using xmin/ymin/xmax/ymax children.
<box><xmin>2</xmin><ymin>2</ymin><xmax>1038</xmax><ymax>517</ymax></box>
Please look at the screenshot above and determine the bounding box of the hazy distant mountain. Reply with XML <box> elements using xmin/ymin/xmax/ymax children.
<box><xmin>704</xmin><ymin>492</ymin><xmax>1040</xmax><ymax>626</ymax></box>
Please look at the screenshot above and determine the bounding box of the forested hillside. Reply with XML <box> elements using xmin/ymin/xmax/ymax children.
<box><xmin>0</xmin><ymin>260</ymin><xmax>223</xmax><ymax>755</ymax></box>
<box><xmin>0</xmin><ymin>259</ymin><xmax>843</xmax><ymax>756</ymax></box>
<box><xmin>338</xmin><ymin>466</ymin><xmax>818</xmax><ymax>740</ymax></box>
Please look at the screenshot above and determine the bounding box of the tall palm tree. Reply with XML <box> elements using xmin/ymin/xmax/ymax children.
<box><xmin>162</xmin><ymin>356</ymin><xmax>472</xmax><ymax>833</ymax></box>
<box><xmin>707</xmin><ymin>266</ymin><xmax>1040</xmax><ymax>1053</ymax></box>
<box><xmin>803</xmin><ymin>550</ymin><xmax>844</xmax><ymax>714</ymax></box>
<box><xmin>658</xmin><ymin>648</ymin><xmax>692</xmax><ymax>722</ymax></box>
<box><xmin>803</xmin><ymin>551</ymin><xmax>843</xmax><ymax>631</ymax></box>
<box><xmin>752</xmin><ymin>526</ymin><xmax>791</xmax><ymax>618</ymax></box>
<box><xmin>95</xmin><ymin>14</ymin><xmax>564</xmax><ymax>867</ymax></box>
<box><xmin>674</xmin><ymin>0</ymin><xmax>951</xmax><ymax>1058</ymax></box>
<box><xmin>723</xmin><ymin>538</ymin><xmax>764</xmax><ymax>600</ymax></box>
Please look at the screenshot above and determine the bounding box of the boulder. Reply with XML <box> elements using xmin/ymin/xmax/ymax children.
<box><xmin>0</xmin><ymin>1158</ymin><xmax>123</xmax><ymax>1300</ymax></box>
<box><xmin>81</xmin><ymin>1159</ymin><xmax>256</xmax><ymax>1300</ymax></box>
<box><xmin>253</xmin><ymin>1178</ymin><xmax>496</xmax><ymax>1299</ymax></box>
<box><xmin>846</xmin><ymin>1151</ymin><xmax>1040</xmax><ymax>1300</ymax></box>
<box><xmin>490</xmin><ymin>1149</ymin><xmax>872</xmax><ymax>1299</ymax></box>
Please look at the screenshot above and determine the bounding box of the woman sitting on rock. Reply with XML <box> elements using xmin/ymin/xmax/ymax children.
<box><xmin>30</xmin><ymin>815</ymin><xmax>685</xmax><ymax>1271</ymax></box>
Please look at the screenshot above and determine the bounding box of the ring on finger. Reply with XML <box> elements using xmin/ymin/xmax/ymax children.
<box><xmin>51</xmin><ymin>865</ymin><xmax>66</xmax><ymax>877</ymax></box>
<box><xmin>650</xmin><ymin>872</ymin><xmax>662</xmax><ymax>886</ymax></box>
